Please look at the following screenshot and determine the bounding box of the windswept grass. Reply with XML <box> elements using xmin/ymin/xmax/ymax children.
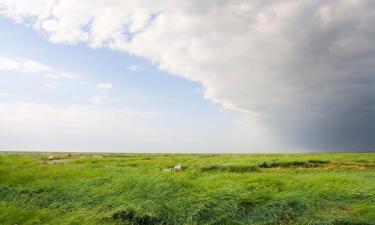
<box><xmin>0</xmin><ymin>152</ymin><xmax>374</xmax><ymax>225</ymax></box>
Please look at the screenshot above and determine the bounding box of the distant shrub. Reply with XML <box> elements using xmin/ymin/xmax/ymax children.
<box><xmin>127</xmin><ymin>163</ymin><xmax>139</xmax><ymax>167</ymax></box>
<box><xmin>258</xmin><ymin>160</ymin><xmax>329</xmax><ymax>169</ymax></box>
<box><xmin>307</xmin><ymin>160</ymin><xmax>329</xmax><ymax>164</ymax></box>
<box><xmin>200</xmin><ymin>165</ymin><xmax>258</xmax><ymax>173</ymax></box>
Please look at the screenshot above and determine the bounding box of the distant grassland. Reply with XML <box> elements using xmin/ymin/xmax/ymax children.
<box><xmin>0</xmin><ymin>152</ymin><xmax>374</xmax><ymax>225</ymax></box>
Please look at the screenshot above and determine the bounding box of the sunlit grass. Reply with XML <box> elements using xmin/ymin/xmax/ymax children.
<box><xmin>0</xmin><ymin>152</ymin><xmax>374</xmax><ymax>224</ymax></box>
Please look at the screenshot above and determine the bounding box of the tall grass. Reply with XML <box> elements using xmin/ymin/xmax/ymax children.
<box><xmin>0</xmin><ymin>152</ymin><xmax>374</xmax><ymax>224</ymax></box>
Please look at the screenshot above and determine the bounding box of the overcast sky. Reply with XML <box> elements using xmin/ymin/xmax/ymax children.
<box><xmin>0</xmin><ymin>0</ymin><xmax>374</xmax><ymax>152</ymax></box>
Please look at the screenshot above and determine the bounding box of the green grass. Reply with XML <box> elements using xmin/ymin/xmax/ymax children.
<box><xmin>0</xmin><ymin>152</ymin><xmax>374</xmax><ymax>225</ymax></box>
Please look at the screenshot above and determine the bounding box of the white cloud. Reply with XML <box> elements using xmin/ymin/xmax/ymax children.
<box><xmin>1</xmin><ymin>0</ymin><xmax>374</xmax><ymax>151</ymax></box>
<box><xmin>0</xmin><ymin>102</ymin><xmax>163</xmax><ymax>151</ymax></box>
<box><xmin>42</xmin><ymin>82</ymin><xmax>57</xmax><ymax>90</ymax></box>
<box><xmin>0</xmin><ymin>102</ymin><xmax>261</xmax><ymax>152</ymax></box>
<box><xmin>0</xmin><ymin>56</ymin><xmax>79</xmax><ymax>79</ymax></box>
<box><xmin>88</xmin><ymin>95</ymin><xmax>106</xmax><ymax>105</ymax></box>
<box><xmin>97</xmin><ymin>82</ymin><xmax>113</xmax><ymax>90</ymax></box>
<box><xmin>128</xmin><ymin>64</ymin><xmax>140</xmax><ymax>71</ymax></box>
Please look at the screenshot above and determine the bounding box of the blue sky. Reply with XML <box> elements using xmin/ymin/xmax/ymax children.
<box><xmin>0</xmin><ymin>17</ymin><xmax>203</xmax><ymax>109</ymax></box>
<box><xmin>0</xmin><ymin>17</ymin><xmax>257</xmax><ymax>152</ymax></box>
<box><xmin>0</xmin><ymin>0</ymin><xmax>374</xmax><ymax>152</ymax></box>
<box><xmin>0</xmin><ymin>17</ymin><xmax>225</xmax><ymax>112</ymax></box>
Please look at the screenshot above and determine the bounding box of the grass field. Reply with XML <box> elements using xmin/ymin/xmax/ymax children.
<box><xmin>0</xmin><ymin>152</ymin><xmax>374</xmax><ymax>225</ymax></box>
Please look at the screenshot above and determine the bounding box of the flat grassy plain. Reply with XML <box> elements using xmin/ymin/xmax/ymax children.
<box><xmin>0</xmin><ymin>152</ymin><xmax>374</xmax><ymax>225</ymax></box>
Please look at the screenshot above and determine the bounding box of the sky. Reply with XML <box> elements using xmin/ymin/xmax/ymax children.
<box><xmin>0</xmin><ymin>0</ymin><xmax>374</xmax><ymax>152</ymax></box>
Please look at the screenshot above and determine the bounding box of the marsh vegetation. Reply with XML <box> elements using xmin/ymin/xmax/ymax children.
<box><xmin>0</xmin><ymin>152</ymin><xmax>374</xmax><ymax>224</ymax></box>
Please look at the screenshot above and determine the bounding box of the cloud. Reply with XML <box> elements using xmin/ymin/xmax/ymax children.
<box><xmin>1</xmin><ymin>0</ymin><xmax>374</xmax><ymax>151</ymax></box>
<box><xmin>97</xmin><ymin>82</ymin><xmax>113</xmax><ymax>90</ymax></box>
<box><xmin>0</xmin><ymin>56</ymin><xmax>79</xmax><ymax>79</ymax></box>
<box><xmin>91</xmin><ymin>83</ymin><xmax>113</xmax><ymax>104</ymax></box>
<box><xmin>0</xmin><ymin>102</ymin><xmax>259</xmax><ymax>152</ymax></box>
<box><xmin>88</xmin><ymin>95</ymin><xmax>106</xmax><ymax>105</ymax></box>
<box><xmin>0</xmin><ymin>102</ymin><xmax>164</xmax><ymax>151</ymax></box>
<box><xmin>42</xmin><ymin>82</ymin><xmax>57</xmax><ymax>90</ymax></box>
<box><xmin>128</xmin><ymin>65</ymin><xmax>140</xmax><ymax>72</ymax></box>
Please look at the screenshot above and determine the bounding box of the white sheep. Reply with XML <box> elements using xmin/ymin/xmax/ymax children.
<box><xmin>174</xmin><ymin>164</ymin><xmax>182</xmax><ymax>171</ymax></box>
<box><xmin>48</xmin><ymin>155</ymin><xmax>54</xmax><ymax>160</ymax></box>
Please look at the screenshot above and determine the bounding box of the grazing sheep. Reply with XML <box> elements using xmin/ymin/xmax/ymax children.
<box><xmin>174</xmin><ymin>164</ymin><xmax>182</xmax><ymax>171</ymax></box>
<box><xmin>48</xmin><ymin>155</ymin><xmax>54</xmax><ymax>160</ymax></box>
